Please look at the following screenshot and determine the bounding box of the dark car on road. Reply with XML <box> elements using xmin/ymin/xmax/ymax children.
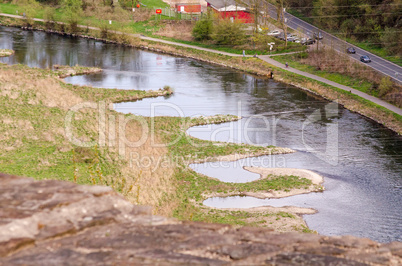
<box><xmin>360</xmin><ymin>55</ymin><xmax>371</xmax><ymax>63</ymax></box>
<box><xmin>347</xmin><ymin>47</ymin><xmax>356</xmax><ymax>54</ymax></box>
<box><xmin>301</xmin><ymin>38</ymin><xmax>315</xmax><ymax>45</ymax></box>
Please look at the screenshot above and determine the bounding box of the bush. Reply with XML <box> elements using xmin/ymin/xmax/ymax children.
<box><xmin>63</xmin><ymin>0</ymin><xmax>82</xmax><ymax>33</ymax></box>
<box><xmin>17</xmin><ymin>0</ymin><xmax>40</xmax><ymax>26</ymax></box>
<box><xmin>378</xmin><ymin>76</ymin><xmax>393</xmax><ymax>97</ymax></box>
<box><xmin>381</xmin><ymin>27</ymin><xmax>402</xmax><ymax>57</ymax></box>
<box><xmin>100</xmin><ymin>22</ymin><xmax>110</xmax><ymax>39</ymax></box>
<box><xmin>43</xmin><ymin>7</ymin><xmax>56</xmax><ymax>30</ymax></box>
<box><xmin>192</xmin><ymin>18</ymin><xmax>213</xmax><ymax>41</ymax></box>
<box><xmin>211</xmin><ymin>19</ymin><xmax>246</xmax><ymax>46</ymax></box>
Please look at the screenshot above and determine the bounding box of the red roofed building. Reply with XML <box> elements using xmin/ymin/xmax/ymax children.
<box><xmin>206</xmin><ymin>0</ymin><xmax>254</xmax><ymax>24</ymax></box>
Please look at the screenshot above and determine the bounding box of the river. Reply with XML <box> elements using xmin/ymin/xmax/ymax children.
<box><xmin>1</xmin><ymin>26</ymin><xmax>401</xmax><ymax>242</ymax></box>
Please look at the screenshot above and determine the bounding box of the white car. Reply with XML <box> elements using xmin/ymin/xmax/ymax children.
<box><xmin>268</xmin><ymin>30</ymin><xmax>281</xmax><ymax>36</ymax></box>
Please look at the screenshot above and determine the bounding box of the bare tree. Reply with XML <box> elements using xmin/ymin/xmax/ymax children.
<box><xmin>275</xmin><ymin>0</ymin><xmax>288</xmax><ymax>47</ymax></box>
<box><xmin>235</xmin><ymin>0</ymin><xmax>264</xmax><ymax>34</ymax></box>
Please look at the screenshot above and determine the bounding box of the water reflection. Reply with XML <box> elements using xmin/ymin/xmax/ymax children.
<box><xmin>189</xmin><ymin>161</ymin><xmax>261</xmax><ymax>183</ymax></box>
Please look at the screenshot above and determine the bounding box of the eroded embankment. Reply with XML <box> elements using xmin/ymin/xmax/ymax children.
<box><xmin>0</xmin><ymin>63</ymin><xmax>177</xmax><ymax>217</ymax></box>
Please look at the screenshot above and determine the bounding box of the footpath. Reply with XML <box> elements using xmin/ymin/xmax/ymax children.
<box><xmin>1</xmin><ymin>12</ymin><xmax>401</xmax><ymax>116</ymax></box>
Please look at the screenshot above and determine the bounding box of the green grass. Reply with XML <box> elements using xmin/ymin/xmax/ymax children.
<box><xmin>138</xmin><ymin>0</ymin><xmax>168</xmax><ymax>8</ymax></box>
<box><xmin>0</xmin><ymin>3</ymin><xmax>20</xmax><ymax>15</ymax></box>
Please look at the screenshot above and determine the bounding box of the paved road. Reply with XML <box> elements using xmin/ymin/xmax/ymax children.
<box><xmin>266</xmin><ymin>3</ymin><xmax>402</xmax><ymax>84</ymax></box>
<box><xmin>1</xmin><ymin>13</ymin><xmax>401</xmax><ymax>115</ymax></box>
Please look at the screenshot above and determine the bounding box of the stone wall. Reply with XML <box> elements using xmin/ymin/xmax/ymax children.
<box><xmin>0</xmin><ymin>173</ymin><xmax>400</xmax><ymax>265</ymax></box>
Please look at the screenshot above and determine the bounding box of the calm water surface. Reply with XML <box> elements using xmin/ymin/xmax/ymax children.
<box><xmin>1</xmin><ymin>26</ymin><xmax>401</xmax><ymax>242</ymax></box>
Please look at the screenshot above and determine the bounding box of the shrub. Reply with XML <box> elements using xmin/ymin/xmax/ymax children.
<box><xmin>100</xmin><ymin>22</ymin><xmax>110</xmax><ymax>39</ymax></box>
<box><xmin>378</xmin><ymin>76</ymin><xmax>393</xmax><ymax>97</ymax></box>
<box><xmin>381</xmin><ymin>27</ymin><xmax>402</xmax><ymax>57</ymax></box>
<box><xmin>192</xmin><ymin>18</ymin><xmax>213</xmax><ymax>41</ymax></box>
<box><xmin>211</xmin><ymin>19</ymin><xmax>246</xmax><ymax>46</ymax></box>
<box><xmin>43</xmin><ymin>7</ymin><xmax>56</xmax><ymax>30</ymax></box>
<box><xmin>63</xmin><ymin>0</ymin><xmax>82</xmax><ymax>33</ymax></box>
<box><xmin>17</xmin><ymin>0</ymin><xmax>40</xmax><ymax>26</ymax></box>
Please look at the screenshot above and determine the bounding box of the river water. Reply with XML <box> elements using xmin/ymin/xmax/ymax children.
<box><xmin>1</xmin><ymin>26</ymin><xmax>401</xmax><ymax>242</ymax></box>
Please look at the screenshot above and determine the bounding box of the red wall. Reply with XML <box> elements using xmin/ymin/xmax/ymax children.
<box><xmin>221</xmin><ymin>11</ymin><xmax>254</xmax><ymax>24</ymax></box>
<box><xmin>207</xmin><ymin>6</ymin><xmax>254</xmax><ymax>24</ymax></box>
<box><xmin>176</xmin><ymin>4</ymin><xmax>201</xmax><ymax>13</ymax></box>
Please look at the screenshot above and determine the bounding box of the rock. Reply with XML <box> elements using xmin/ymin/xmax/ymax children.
<box><xmin>0</xmin><ymin>173</ymin><xmax>400</xmax><ymax>265</ymax></box>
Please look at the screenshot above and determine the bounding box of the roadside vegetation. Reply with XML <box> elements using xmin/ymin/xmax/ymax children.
<box><xmin>284</xmin><ymin>0</ymin><xmax>401</xmax><ymax>66</ymax></box>
<box><xmin>273</xmin><ymin>49</ymin><xmax>402</xmax><ymax>108</ymax></box>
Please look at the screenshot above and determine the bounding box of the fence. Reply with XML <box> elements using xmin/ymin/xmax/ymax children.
<box><xmin>155</xmin><ymin>8</ymin><xmax>204</xmax><ymax>21</ymax></box>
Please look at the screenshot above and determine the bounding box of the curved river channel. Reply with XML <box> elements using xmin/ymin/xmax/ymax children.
<box><xmin>1</xmin><ymin>26</ymin><xmax>401</xmax><ymax>242</ymax></box>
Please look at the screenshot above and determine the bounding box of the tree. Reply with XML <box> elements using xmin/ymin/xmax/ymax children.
<box><xmin>275</xmin><ymin>0</ymin><xmax>288</xmax><ymax>47</ymax></box>
<box><xmin>211</xmin><ymin>18</ymin><xmax>246</xmax><ymax>46</ymax></box>
<box><xmin>43</xmin><ymin>6</ymin><xmax>56</xmax><ymax>29</ymax></box>
<box><xmin>63</xmin><ymin>0</ymin><xmax>83</xmax><ymax>20</ymax></box>
<box><xmin>192</xmin><ymin>18</ymin><xmax>213</xmax><ymax>41</ymax></box>
<box><xmin>236</xmin><ymin>0</ymin><xmax>268</xmax><ymax>34</ymax></box>
<box><xmin>18</xmin><ymin>0</ymin><xmax>40</xmax><ymax>26</ymax></box>
<box><xmin>381</xmin><ymin>27</ymin><xmax>402</xmax><ymax>57</ymax></box>
<box><xmin>378</xmin><ymin>76</ymin><xmax>393</xmax><ymax>97</ymax></box>
<box><xmin>63</xmin><ymin>0</ymin><xmax>83</xmax><ymax>33</ymax></box>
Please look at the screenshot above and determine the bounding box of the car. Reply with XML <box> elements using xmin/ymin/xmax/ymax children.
<box><xmin>346</xmin><ymin>47</ymin><xmax>356</xmax><ymax>54</ymax></box>
<box><xmin>276</xmin><ymin>33</ymin><xmax>286</xmax><ymax>40</ymax></box>
<box><xmin>360</xmin><ymin>55</ymin><xmax>371</xmax><ymax>63</ymax></box>
<box><xmin>268</xmin><ymin>30</ymin><xmax>281</xmax><ymax>36</ymax></box>
<box><xmin>301</xmin><ymin>38</ymin><xmax>315</xmax><ymax>45</ymax></box>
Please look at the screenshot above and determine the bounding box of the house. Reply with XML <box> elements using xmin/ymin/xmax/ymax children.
<box><xmin>205</xmin><ymin>0</ymin><xmax>254</xmax><ymax>23</ymax></box>
<box><xmin>175</xmin><ymin>3</ymin><xmax>202</xmax><ymax>13</ymax></box>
